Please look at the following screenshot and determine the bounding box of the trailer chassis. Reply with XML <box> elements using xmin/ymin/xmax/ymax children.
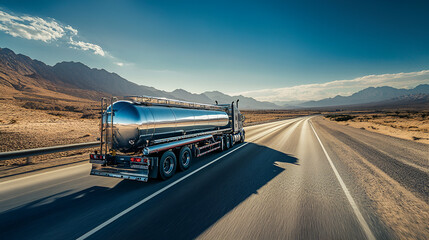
<box><xmin>90</xmin><ymin>131</ymin><xmax>243</xmax><ymax>182</ymax></box>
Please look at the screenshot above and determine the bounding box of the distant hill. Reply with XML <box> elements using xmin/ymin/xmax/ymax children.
<box><xmin>0</xmin><ymin>48</ymin><xmax>102</xmax><ymax>101</ymax></box>
<box><xmin>0</xmin><ymin>47</ymin><xmax>280</xmax><ymax>109</ymax></box>
<box><xmin>204</xmin><ymin>91</ymin><xmax>279</xmax><ymax>109</ymax></box>
<box><xmin>300</xmin><ymin>85</ymin><xmax>429</xmax><ymax>108</ymax></box>
<box><xmin>169</xmin><ymin>89</ymin><xmax>213</xmax><ymax>104</ymax></box>
<box><xmin>307</xmin><ymin>93</ymin><xmax>429</xmax><ymax>111</ymax></box>
<box><xmin>352</xmin><ymin>93</ymin><xmax>429</xmax><ymax>110</ymax></box>
<box><xmin>51</xmin><ymin>61</ymin><xmax>176</xmax><ymax>99</ymax></box>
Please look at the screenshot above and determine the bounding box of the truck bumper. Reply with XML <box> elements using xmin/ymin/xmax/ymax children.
<box><xmin>90</xmin><ymin>163</ymin><xmax>149</xmax><ymax>182</ymax></box>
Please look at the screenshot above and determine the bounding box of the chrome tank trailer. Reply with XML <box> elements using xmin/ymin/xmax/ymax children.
<box><xmin>104</xmin><ymin>101</ymin><xmax>230</xmax><ymax>153</ymax></box>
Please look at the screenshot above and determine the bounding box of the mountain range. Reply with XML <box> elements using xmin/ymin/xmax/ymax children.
<box><xmin>0</xmin><ymin>47</ymin><xmax>428</xmax><ymax>109</ymax></box>
<box><xmin>0</xmin><ymin>47</ymin><xmax>278</xmax><ymax>109</ymax></box>
<box><xmin>299</xmin><ymin>85</ymin><xmax>429</xmax><ymax>108</ymax></box>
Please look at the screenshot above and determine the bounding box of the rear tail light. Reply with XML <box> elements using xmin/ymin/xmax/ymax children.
<box><xmin>131</xmin><ymin>157</ymin><xmax>149</xmax><ymax>164</ymax></box>
<box><xmin>90</xmin><ymin>154</ymin><xmax>105</xmax><ymax>160</ymax></box>
<box><xmin>131</xmin><ymin>157</ymin><xmax>141</xmax><ymax>162</ymax></box>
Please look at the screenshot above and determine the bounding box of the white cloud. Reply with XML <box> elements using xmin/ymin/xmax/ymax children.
<box><xmin>234</xmin><ymin>70</ymin><xmax>429</xmax><ymax>102</ymax></box>
<box><xmin>115</xmin><ymin>62</ymin><xmax>124</xmax><ymax>67</ymax></box>
<box><xmin>0</xmin><ymin>10</ymin><xmax>64</xmax><ymax>41</ymax></box>
<box><xmin>65</xmin><ymin>25</ymin><xmax>78</xmax><ymax>35</ymax></box>
<box><xmin>0</xmin><ymin>10</ymin><xmax>105</xmax><ymax>56</ymax></box>
<box><xmin>69</xmin><ymin>37</ymin><xmax>105</xmax><ymax>56</ymax></box>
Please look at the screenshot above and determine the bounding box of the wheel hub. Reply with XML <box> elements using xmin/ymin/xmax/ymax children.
<box><xmin>163</xmin><ymin>156</ymin><xmax>174</xmax><ymax>174</ymax></box>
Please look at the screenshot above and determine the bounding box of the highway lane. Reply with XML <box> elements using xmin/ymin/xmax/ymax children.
<box><xmin>0</xmin><ymin>118</ymin><xmax>304</xmax><ymax>239</ymax></box>
<box><xmin>0</xmin><ymin>116</ymin><xmax>427</xmax><ymax>239</ymax></box>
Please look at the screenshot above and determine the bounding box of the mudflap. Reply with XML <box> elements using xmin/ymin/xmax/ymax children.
<box><xmin>149</xmin><ymin>157</ymin><xmax>159</xmax><ymax>179</ymax></box>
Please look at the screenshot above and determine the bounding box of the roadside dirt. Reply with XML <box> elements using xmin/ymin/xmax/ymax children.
<box><xmin>0</xmin><ymin>99</ymin><xmax>99</xmax><ymax>178</ymax></box>
<box><xmin>325</xmin><ymin>111</ymin><xmax>429</xmax><ymax>144</ymax></box>
<box><xmin>0</xmin><ymin>100</ymin><xmax>99</xmax><ymax>152</ymax></box>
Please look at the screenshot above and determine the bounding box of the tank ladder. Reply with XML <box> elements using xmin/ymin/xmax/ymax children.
<box><xmin>99</xmin><ymin>97</ymin><xmax>117</xmax><ymax>156</ymax></box>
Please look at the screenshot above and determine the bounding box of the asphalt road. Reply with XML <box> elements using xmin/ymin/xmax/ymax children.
<box><xmin>0</xmin><ymin>116</ymin><xmax>427</xmax><ymax>239</ymax></box>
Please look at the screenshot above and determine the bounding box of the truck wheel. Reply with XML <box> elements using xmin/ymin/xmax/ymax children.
<box><xmin>178</xmin><ymin>146</ymin><xmax>192</xmax><ymax>171</ymax></box>
<box><xmin>225</xmin><ymin>136</ymin><xmax>231</xmax><ymax>149</ymax></box>
<box><xmin>241</xmin><ymin>131</ymin><xmax>245</xmax><ymax>143</ymax></box>
<box><xmin>230</xmin><ymin>135</ymin><xmax>235</xmax><ymax>147</ymax></box>
<box><xmin>159</xmin><ymin>151</ymin><xmax>177</xmax><ymax>180</ymax></box>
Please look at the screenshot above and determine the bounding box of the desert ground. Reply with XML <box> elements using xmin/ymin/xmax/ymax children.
<box><xmin>325</xmin><ymin>111</ymin><xmax>429</xmax><ymax>144</ymax></box>
<box><xmin>0</xmin><ymin>97</ymin><xmax>100</xmax><ymax>177</ymax></box>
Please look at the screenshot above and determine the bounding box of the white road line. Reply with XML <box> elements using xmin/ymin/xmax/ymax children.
<box><xmin>77</xmin><ymin>142</ymin><xmax>249</xmax><ymax>240</ymax></box>
<box><xmin>309</xmin><ymin>120</ymin><xmax>376</xmax><ymax>240</ymax></box>
<box><xmin>0</xmin><ymin>163</ymin><xmax>87</xmax><ymax>185</ymax></box>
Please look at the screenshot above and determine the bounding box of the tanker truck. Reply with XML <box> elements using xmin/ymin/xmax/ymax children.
<box><xmin>89</xmin><ymin>96</ymin><xmax>245</xmax><ymax>182</ymax></box>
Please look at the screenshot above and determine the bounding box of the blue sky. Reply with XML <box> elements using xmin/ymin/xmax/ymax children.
<box><xmin>0</xmin><ymin>0</ymin><xmax>428</xmax><ymax>102</ymax></box>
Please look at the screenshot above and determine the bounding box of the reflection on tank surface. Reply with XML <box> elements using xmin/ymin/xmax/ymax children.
<box><xmin>104</xmin><ymin>101</ymin><xmax>229</xmax><ymax>152</ymax></box>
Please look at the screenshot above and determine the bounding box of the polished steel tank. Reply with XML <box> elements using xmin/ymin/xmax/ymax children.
<box><xmin>105</xmin><ymin>100</ymin><xmax>230</xmax><ymax>152</ymax></box>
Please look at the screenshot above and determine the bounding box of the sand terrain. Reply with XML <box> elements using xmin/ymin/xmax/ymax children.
<box><xmin>0</xmin><ymin>99</ymin><xmax>99</xmax><ymax>176</ymax></box>
<box><xmin>326</xmin><ymin>111</ymin><xmax>429</xmax><ymax>144</ymax></box>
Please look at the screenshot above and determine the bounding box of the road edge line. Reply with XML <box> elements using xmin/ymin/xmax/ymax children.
<box><xmin>0</xmin><ymin>163</ymin><xmax>88</xmax><ymax>185</ymax></box>
<box><xmin>76</xmin><ymin>142</ymin><xmax>249</xmax><ymax>240</ymax></box>
<box><xmin>309</xmin><ymin>120</ymin><xmax>376</xmax><ymax>240</ymax></box>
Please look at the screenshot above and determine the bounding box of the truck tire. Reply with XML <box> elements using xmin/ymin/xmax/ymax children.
<box><xmin>219</xmin><ymin>137</ymin><xmax>225</xmax><ymax>152</ymax></box>
<box><xmin>241</xmin><ymin>130</ymin><xmax>245</xmax><ymax>143</ymax></box>
<box><xmin>230</xmin><ymin>134</ymin><xmax>235</xmax><ymax>147</ymax></box>
<box><xmin>225</xmin><ymin>135</ymin><xmax>231</xmax><ymax>149</ymax></box>
<box><xmin>178</xmin><ymin>146</ymin><xmax>192</xmax><ymax>171</ymax></box>
<box><xmin>159</xmin><ymin>151</ymin><xmax>177</xmax><ymax>180</ymax></box>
